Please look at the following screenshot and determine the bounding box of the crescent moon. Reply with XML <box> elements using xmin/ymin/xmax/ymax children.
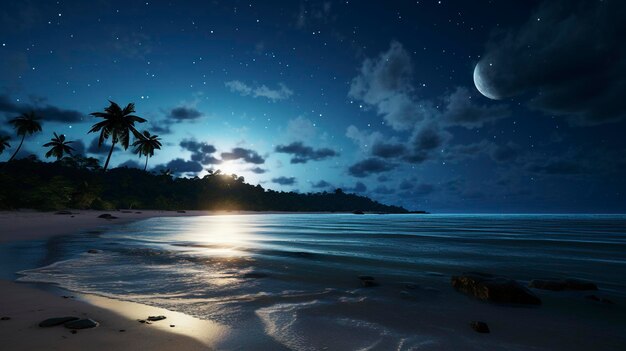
<box><xmin>473</xmin><ymin>62</ymin><xmax>500</xmax><ymax>100</ymax></box>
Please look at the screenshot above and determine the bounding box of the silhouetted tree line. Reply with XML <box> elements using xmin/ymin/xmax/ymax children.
<box><xmin>0</xmin><ymin>100</ymin><xmax>408</xmax><ymax>213</ymax></box>
<box><xmin>0</xmin><ymin>157</ymin><xmax>408</xmax><ymax>213</ymax></box>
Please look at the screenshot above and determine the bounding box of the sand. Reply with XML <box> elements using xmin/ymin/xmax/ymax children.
<box><xmin>0</xmin><ymin>210</ymin><xmax>227</xmax><ymax>350</ymax></box>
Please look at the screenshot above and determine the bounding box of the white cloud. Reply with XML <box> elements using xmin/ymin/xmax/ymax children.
<box><xmin>225</xmin><ymin>80</ymin><xmax>293</xmax><ymax>102</ymax></box>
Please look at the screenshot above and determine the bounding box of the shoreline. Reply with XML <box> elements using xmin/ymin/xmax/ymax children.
<box><xmin>0</xmin><ymin>209</ymin><xmax>229</xmax><ymax>350</ymax></box>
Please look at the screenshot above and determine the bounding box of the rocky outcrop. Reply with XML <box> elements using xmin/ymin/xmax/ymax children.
<box><xmin>39</xmin><ymin>317</ymin><xmax>80</xmax><ymax>327</ymax></box>
<box><xmin>451</xmin><ymin>272</ymin><xmax>541</xmax><ymax>305</ymax></box>
<box><xmin>470</xmin><ymin>321</ymin><xmax>490</xmax><ymax>333</ymax></box>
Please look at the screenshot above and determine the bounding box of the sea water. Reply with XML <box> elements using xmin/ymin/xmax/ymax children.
<box><xmin>5</xmin><ymin>214</ymin><xmax>626</xmax><ymax>350</ymax></box>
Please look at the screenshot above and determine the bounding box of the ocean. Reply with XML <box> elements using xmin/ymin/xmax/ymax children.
<box><xmin>3</xmin><ymin>214</ymin><xmax>626</xmax><ymax>350</ymax></box>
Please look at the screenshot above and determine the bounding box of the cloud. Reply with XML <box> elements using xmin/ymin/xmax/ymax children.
<box><xmin>312</xmin><ymin>180</ymin><xmax>332</xmax><ymax>189</ymax></box>
<box><xmin>157</xmin><ymin>158</ymin><xmax>203</xmax><ymax>174</ymax></box>
<box><xmin>149</xmin><ymin>122</ymin><xmax>173</xmax><ymax>135</ymax></box>
<box><xmin>71</xmin><ymin>140</ymin><xmax>86</xmax><ymax>155</ymax></box>
<box><xmin>287</xmin><ymin>116</ymin><xmax>316</xmax><ymax>140</ymax></box>
<box><xmin>0</xmin><ymin>94</ymin><xmax>84</xmax><ymax>122</ymax></box>
<box><xmin>371</xmin><ymin>141</ymin><xmax>406</xmax><ymax>159</ymax></box>
<box><xmin>225</xmin><ymin>80</ymin><xmax>293</xmax><ymax>102</ymax></box>
<box><xmin>168</xmin><ymin>106</ymin><xmax>203</xmax><ymax>120</ymax></box>
<box><xmin>248</xmin><ymin>167</ymin><xmax>267</xmax><ymax>174</ymax></box>
<box><xmin>180</xmin><ymin>139</ymin><xmax>221</xmax><ymax>165</ymax></box>
<box><xmin>117</xmin><ymin>160</ymin><xmax>141</xmax><ymax>169</ymax></box>
<box><xmin>405</xmin><ymin>122</ymin><xmax>451</xmax><ymax>163</ymax></box>
<box><xmin>349</xmin><ymin>41</ymin><xmax>436</xmax><ymax>131</ymax></box>
<box><xmin>348</xmin><ymin>182</ymin><xmax>367</xmax><ymax>193</ymax></box>
<box><xmin>475</xmin><ymin>0</ymin><xmax>626</xmax><ymax>125</ymax></box>
<box><xmin>275</xmin><ymin>142</ymin><xmax>338</xmax><ymax>164</ymax></box>
<box><xmin>490</xmin><ymin>142</ymin><xmax>521</xmax><ymax>163</ymax></box>
<box><xmin>526</xmin><ymin>159</ymin><xmax>586</xmax><ymax>175</ymax></box>
<box><xmin>374</xmin><ymin>185</ymin><xmax>395</xmax><ymax>194</ymax></box>
<box><xmin>348</xmin><ymin>158</ymin><xmax>395</xmax><ymax>178</ymax></box>
<box><xmin>345</xmin><ymin>125</ymin><xmax>384</xmax><ymax>151</ymax></box>
<box><xmin>221</xmin><ymin>147</ymin><xmax>265</xmax><ymax>164</ymax></box>
<box><xmin>87</xmin><ymin>138</ymin><xmax>119</xmax><ymax>154</ymax></box>
<box><xmin>272</xmin><ymin>176</ymin><xmax>296</xmax><ymax>185</ymax></box>
<box><xmin>441</xmin><ymin>87</ymin><xmax>510</xmax><ymax>129</ymax></box>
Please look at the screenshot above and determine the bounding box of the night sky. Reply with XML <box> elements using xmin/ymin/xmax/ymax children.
<box><xmin>1</xmin><ymin>0</ymin><xmax>625</xmax><ymax>213</ymax></box>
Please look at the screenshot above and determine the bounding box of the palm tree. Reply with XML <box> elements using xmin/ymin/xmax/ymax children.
<box><xmin>88</xmin><ymin>101</ymin><xmax>146</xmax><ymax>171</ymax></box>
<box><xmin>8</xmin><ymin>112</ymin><xmax>42</xmax><ymax>162</ymax></box>
<box><xmin>43</xmin><ymin>133</ymin><xmax>75</xmax><ymax>160</ymax></box>
<box><xmin>132</xmin><ymin>130</ymin><xmax>162</xmax><ymax>171</ymax></box>
<box><xmin>0</xmin><ymin>135</ymin><xmax>10</xmax><ymax>156</ymax></box>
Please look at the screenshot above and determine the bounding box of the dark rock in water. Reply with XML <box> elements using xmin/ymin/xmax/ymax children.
<box><xmin>585</xmin><ymin>295</ymin><xmax>615</xmax><ymax>304</ymax></box>
<box><xmin>177</xmin><ymin>210</ymin><xmax>187</xmax><ymax>213</ymax></box>
<box><xmin>61</xmin><ymin>295</ymin><xmax>75</xmax><ymax>299</ymax></box>
<box><xmin>1</xmin><ymin>316</ymin><xmax>10</xmax><ymax>321</ymax></box>
<box><xmin>451</xmin><ymin>272</ymin><xmax>541</xmax><ymax>305</ymax></box>
<box><xmin>135</xmin><ymin>211</ymin><xmax>142</xmax><ymax>214</ymax></box>
<box><xmin>87</xmin><ymin>249</ymin><xmax>101</xmax><ymax>254</ymax></box>
<box><xmin>97</xmin><ymin>213</ymin><xmax>118</xmax><ymax>219</ymax></box>
<box><xmin>470</xmin><ymin>321</ymin><xmax>490</xmax><ymax>333</ymax></box>
<box><xmin>529</xmin><ymin>278</ymin><xmax>598</xmax><ymax>291</ymax></box>
<box><xmin>65</xmin><ymin>318</ymin><xmax>99</xmax><ymax>329</ymax></box>
<box><xmin>39</xmin><ymin>316</ymin><xmax>80</xmax><ymax>327</ymax></box>
<box><xmin>55</xmin><ymin>210</ymin><xmax>73</xmax><ymax>215</ymax></box>
<box><xmin>121</xmin><ymin>210</ymin><xmax>133</xmax><ymax>213</ymax></box>
<box><xmin>138</xmin><ymin>319</ymin><xmax>146</xmax><ymax>323</ymax></box>
<box><xmin>352</xmin><ymin>210</ymin><xmax>365</xmax><ymax>215</ymax></box>
<box><xmin>242</xmin><ymin>272</ymin><xmax>269</xmax><ymax>279</ymax></box>
<box><xmin>170</xmin><ymin>324</ymin><xmax>175</xmax><ymax>328</ymax></box>
<box><xmin>119</xmin><ymin>329</ymin><xmax>126</xmax><ymax>332</ymax></box>
<box><xmin>358</xmin><ymin>275</ymin><xmax>379</xmax><ymax>287</ymax></box>
<box><xmin>147</xmin><ymin>315</ymin><xmax>166</xmax><ymax>322</ymax></box>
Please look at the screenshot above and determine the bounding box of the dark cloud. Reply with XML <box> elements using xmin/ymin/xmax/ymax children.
<box><xmin>180</xmin><ymin>139</ymin><xmax>220</xmax><ymax>165</ymax></box>
<box><xmin>399</xmin><ymin>179</ymin><xmax>414</xmax><ymax>190</ymax></box>
<box><xmin>348</xmin><ymin>182</ymin><xmax>367</xmax><ymax>193</ymax></box>
<box><xmin>413</xmin><ymin>184</ymin><xmax>435</xmax><ymax>196</ymax></box>
<box><xmin>371</xmin><ymin>141</ymin><xmax>406</xmax><ymax>159</ymax></box>
<box><xmin>475</xmin><ymin>0</ymin><xmax>626</xmax><ymax>125</ymax></box>
<box><xmin>149</xmin><ymin>122</ymin><xmax>173</xmax><ymax>135</ymax></box>
<box><xmin>374</xmin><ymin>185</ymin><xmax>394</xmax><ymax>194</ymax></box>
<box><xmin>157</xmin><ymin>158</ymin><xmax>203</xmax><ymax>174</ymax></box>
<box><xmin>272</xmin><ymin>176</ymin><xmax>296</xmax><ymax>185</ymax></box>
<box><xmin>405</xmin><ymin>122</ymin><xmax>451</xmax><ymax>163</ymax></box>
<box><xmin>248</xmin><ymin>167</ymin><xmax>267</xmax><ymax>174</ymax></box>
<box><xmin>441</xmin><ymin>87</ymin><xmax>510</xmax><ymax>129</ymax></box>
<box><xmin>72</xmin><ymin>140</ymin><xmax>86</xmax><ymax>156</ymax></box>
<box><xmin>490</xmin><ymin>142</ymin><xmax>521</xmax><ymax>163</ymax></box>
<box><xmin>0</xmin><ymin>94</ymin><xmax>84</xmax><ymax>122</ymax></box>
<box><xmin>87</xmin><ymin>138</ymin><xmax>120</xmax><ymax>154</ymax></box>
<box><xmin>312</xmin><ymin>180</ymin><xmax>332</xmax><ymax>188</ymax></box>
<box><xmin>275</xmin><ymin>142</ymin><xmax>338</xmax><ymax>163</ymax></box>
<box><xmin>377</xmin><ymin>175</ymin><xmax>390</xmax><ymax>182</ymax></box>
<box><xmin>526</xmin><ymin>159</ymin><xmax>585</xmax><ymax>175</ymax></box>
<box><xmin>168</xmin><ymin>106</ymin><xmax>202</xmax><ymax>120</ymax></box>
<box><xmin>221</xmin><ymin>147</ymin><xmax>265</xmax><ymax>164</ymax></box>
<box><xmin>348</xmin><ymin>158</ymin><xmax>395</xmax><ymax>178</ymax></box>
<box><xmin>117</xmin><ymin>160</ymin><xmax>141</xmax><ymax>169</ymax></box>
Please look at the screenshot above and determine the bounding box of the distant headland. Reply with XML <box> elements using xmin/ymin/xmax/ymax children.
<box><xmin>0</xmin><ymin>157</ymin><xmax>412</xmax><ymax>213</ymax></box>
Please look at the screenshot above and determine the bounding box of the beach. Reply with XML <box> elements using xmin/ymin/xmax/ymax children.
<box><xmin>1</xmin><ymin>212</ymin><xmax>625</xmax><ymax>350</ymax></box>
<box><xmin>0</xmin><ymin>210</ymin><xmax>223</xmax><ymax>351</ymax></box>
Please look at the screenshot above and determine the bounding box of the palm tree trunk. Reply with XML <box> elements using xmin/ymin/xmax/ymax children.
<box><xmin>103</xmin><ymin>140</ymin><xmax>116</xmax><ymax>171</ymax></box>
<box><xmin>7</xmin><ymin>135</ymin><xmax>25</xmax><ymax>162</ymax></box>
<box><xmin>144</xmin><ymin>155</ymin><xmax>149</xmax><ymax>171</ymax></box>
